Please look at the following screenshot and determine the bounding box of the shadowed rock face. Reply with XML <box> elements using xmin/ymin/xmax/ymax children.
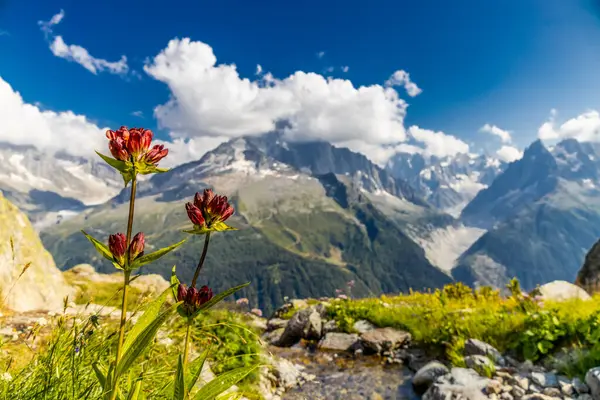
<box><xmin>575</xmin><ymin>239</ymin><xmax>600</xmax><ymax>294</ymax></box>
<box><xmin>0</xmin><ymin>192</ymin><xmax>74</xmax><ymax>312</ymax></box>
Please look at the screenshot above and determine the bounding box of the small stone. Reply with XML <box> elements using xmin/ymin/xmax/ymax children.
<box><xmin>511</xmin><ymin>386</ymin><xmax>526</xmax><ymax>398</ymax></box>
<box><xmin>322</xmin><ymin>320</ymin><xmax>338</xmax><ymax>334</ymax></box>
<box><xmin>465</xmin><ymin>355</ymin><xmax>495</xmax><ymax>375</ymax></box>
<box><xmin>464</xmin><ymin>338</ymin><xmax>506</xmax><ymax>366</ymax></box>
<box><xmin>318</xmin><ymin>332</ymin><xmax>359</xmax><ymax>351</ymax></box>
<box><xmin>499</xmin><ymin>393</ymin><xmax>513</xmax><ymax>400</ymax></box>
<box><xmin>520</xmin><ymin>395</ymin><xmax>556</xmax><ymax>400</ymax></box>
<box><xmin>529</xmin><ymin>383</ymin><xmax>542</xmax><ymax>393</ymax></box>
<box><xmin>353</xmin><ymin>320</ymin><xmax>376</xmax><ymax>334</ymax></box>
<box><xmin>578</xmin><ymin>394</ymin><xmax>593</xmax><ymax>400</ymax></box>
<box><xmin>267</xmin><ymin>318</ymin><xmax>288</xmax><ymax>331</ymax></box>
<box><xmin>359</xmin><ymin>327</ymin><xmax>411</xmax><ymax>354</ymax></box>
<box><xmin>412</xmin><ymin>361</ymin><xmax>450</xmax><ymax>393</ymax></box>
<box><xmin>530</xmin><ymin>372</ymin><xmax>559</xmax><ymax>388</ymax></box>
<box><xmin>573</xmin><ymin>377</ymin><xmax>589</xmax><ymax>394</ymax></box>
<box><xmin>541</xmin><ymin>387</ymin><xmax>560</xmax><ymax>397</ymax></box>
<box><xmin>485</xmin><ymin>379</ymin><xmax>503</xmax><ymax>395</ymax></box>
<box><xmin>501</xmin><ymin>385</ymin><xmax>512</xmax><ymax>393</ymax></box>
<box><xmin>585</xmin><ymin>367</ymin><xmax>600</xmax><ymax>398</ymax></box>
<box><xmin>509</xmin><ymin>374</ymin><xmax>530</xmax><ymax>390</ymax></box>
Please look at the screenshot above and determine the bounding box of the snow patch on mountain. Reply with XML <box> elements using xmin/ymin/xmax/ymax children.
<box><xmin>408</xmin><ymin>224</ymin><xmax>486</xmax><ymax>272</ymax></box>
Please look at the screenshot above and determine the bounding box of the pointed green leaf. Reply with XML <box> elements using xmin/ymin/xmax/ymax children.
<box><xmin>135</xmin><ymin>162</ymin><xmax>170</xmax><ymax>175</ymax></box>
<box><xmin>170</xmin><ymin>266</ymin><xmax>180</xmax><ymax>301</ymax></box>
<box><xmin>96</xmin><ymin>151</ymin><xmax>135</xmax><ymax>187</ymax></box>
<box><xmin>187</xmin><ymin>347</ymin><xmax>211</xmax><ymax>393</ymax></box>
<box><xmin>193</xmin><ymin>365</ymin><xmax>260</xmax><ymax>400</ymax></box>
<box><xmin>123</xmin><ymin>284</ymin><xmax>176</xmax><ymax>354</ymax></box>
<box><xmin>190</xmin><ymin>283</ymin><xmax>250</xmax><ymax>320</ymax></box>
<box><xmin>92</xmin><ymin>363</ymin><xmax>106</xmax><ymax>388</ymax></box>
<box><xmin>116</xmin><ymin>301</ymin><xmax>181</xmax><ymax>379</ymax></box>
<box><xmin>127</xmin><ymin>380</ymin><xmax>142</xmax><ymax>400</ymax></box>
<box><xmin>183</xmin><ymin>222</ymin><xmax>237</xmax><ymax>235</ymax></box>
<box><xmin>96</xmin><ymin>151</ymin><xmax>129</xmax><ymax>172</ymax></box>
<box><xmin>211</xmin><ymin>221</ymin><xmax>237</xmax><ymax>232</ymax></box>
<box><xmin>81</xmin><ymin>230</ymin><xmax>115</xmax><ymax>263</ymax></box>
<box><xmin>129</xmin><ymin>239</ymin><xmax>187</xmax><ymax>270</ymax></box>
<box><xmin>173</xmin><ymin>354</ymin><xmax>186</xmax><ymax>400</ymax></box>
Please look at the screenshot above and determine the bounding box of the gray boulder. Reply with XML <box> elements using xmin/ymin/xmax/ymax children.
<box><xmin>465</xmin><ymin>355</ymin><xmax>495</xmax><ymax>375</ymax></box>
<box><xmin>412</xmin><ymin>361</ymin><xmax>450</xmax><ymax>393</ymax></box>
<box><xmin>464</xmin><ymin>338</ymin><xmax>505</xmax><ymax>366</ymax></box>
<box><xmin>274</xmin><ymin>307</ymin><xmax>322</xmax><ymax>347</ymax></box>
<box><xmin>585</xmin><ymin>367</ymin><xmax>600</xmax><ymax>398</ymax></box>
<box><xmin>318</xmin><ymin>332</ymin><xmax>359</xmax><ymax>352</ymax></box>
<box><xmin>353</xmin><ymin>320</ymin><xmax>376</xmax><ymax>334</ymax></box>
<box><xmin>422</xmin><ymin>367</ymin><xmax>490</xmax><ymax>400</ymax></box>
<box><xmin>360</xmin><ymin>327</ymin><xmax>411</xmax><ymax>354</ymax></box>
<box><xmin>266</xmin><ymin>318</ymin><xmax>288</xmax><ymax>331</ymax></box>
<box><xmin>537</xmin><ymin>280</ymin><xmax>591</xmax><ymax>301</ymax></box>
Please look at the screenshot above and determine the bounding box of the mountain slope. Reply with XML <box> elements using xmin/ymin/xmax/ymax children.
<box><xmin>0</xmin><ymin>143</ymin><xmax>122</xmax><ymax>228</ymax></box>
<box><xmin>454</xmin><ymin>139</ymin><xmax>600</xmax><ymax>290</ymax></box>
<box><xmin>40</xmin><ymin>135</ymin><xmax>455</xmax><ymax>313</ymax></box>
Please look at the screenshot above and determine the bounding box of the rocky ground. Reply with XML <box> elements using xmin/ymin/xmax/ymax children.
<box><xmin>257</xmin><ymin>299</ymin><xmax>600</xmax><ymax>400</ymax></box>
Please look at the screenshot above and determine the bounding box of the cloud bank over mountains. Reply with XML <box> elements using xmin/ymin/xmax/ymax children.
<box><xmin>1</xmin><ymin>10</ymin><xmax>596</xmax><ymax>169</ymax></box>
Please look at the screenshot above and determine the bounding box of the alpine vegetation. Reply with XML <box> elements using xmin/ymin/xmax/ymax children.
<box><xmin>11</xmin><ymin>126</ymin><xmax>258</xmax><ymax>399</ymax></box>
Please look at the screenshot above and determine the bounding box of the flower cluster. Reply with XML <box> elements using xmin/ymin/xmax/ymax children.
<box><xmin>176</xmin><ymin>283</ymin><xmax>214</xmax><ymax>314</ymax></box>
<box><xmin>185</xmin><ymin>189</ymin><xmax>234</xmax><ymax>232</ymax></box>
<box><xmin>108</xmin><ymin>232</ymin><xmax>145</xmax><ymax>268</ymax></box>
<box><xmin>106</xmin><ymin>126</ymin><xmax>168</xmax><ymax>165</ymax></box>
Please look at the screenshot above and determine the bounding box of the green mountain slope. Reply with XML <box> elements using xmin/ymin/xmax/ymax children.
<box><xmin>41</xmin><ymin>173</ymin><xmax>451</xmax><ymax>314</ymax></box>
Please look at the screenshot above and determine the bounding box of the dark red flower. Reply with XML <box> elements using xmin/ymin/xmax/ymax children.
<box><xmin>188</xmin><ymin>189</ymin><xmax>234</xmax><ymax>229</ymax></box>
<box><xmin>108</xmin><ymin>138</ymin><xmax>129</xmax><ymax>161</ymax></box>
<box><xmin>177</xmin><ymin>283</ymin><xmax>187</xmax><ymax>303</ymax></box>
<box><xmin>104</xmin><ymin>126</ymin><xmax>167</xmax><ymax>166</ymax></box>
<box><xmin>186</xmin><ymin>203</ymin><xmax>205</xmax><ymax>226</ymax></box>
<box><xmin>144</xmin><ymin>144</ymin><xmax>168</xmax><ymax>166</ymax></box>
<box><xmin>128</xmin><ymin>232</ymin><xmax>145</xmax><ymax>262</ymax></box>
<box><xmin>186</xmin><ymin>287</ymin><xmax>199</xmax><ymax>306</ymax></box>
<box><xmin>206</xmin><ymin>195</ymin><xmax>234</xmax><ymax>223</ymax></box>
<box><xmin>108</xmin><ymin>233</ymin><xmax>127</xmax><ymax>265</ymax></box>
<box><xmin>198</xmin><ymin>285</ymin><xmax>214</xmax><ymax>306</ymax></box>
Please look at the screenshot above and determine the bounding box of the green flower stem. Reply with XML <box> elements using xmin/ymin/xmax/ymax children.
<box><xmin>110</xmin><ymin>174</ymin><xmax>137</xmax><ymax>400</ymax></box>
<box><xmin>182</xmin><ymin>322</ymin><xmax>192</xmax><ymax>376</ymax></box>
<box><xmin>190</xmin><ymin>232</ymin><xmax>211</xmax><ymax>288</ymax></box>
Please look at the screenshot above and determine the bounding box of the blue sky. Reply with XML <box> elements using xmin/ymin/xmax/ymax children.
<box><xmin>1</xmin><ymin>0</ymin><xmax>600</xmax><ymax>165</ymax></box>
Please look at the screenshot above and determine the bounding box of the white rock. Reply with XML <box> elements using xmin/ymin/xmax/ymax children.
<box><xmin>537</xmin><ymin>280</ymin><xmax>591</xmax><ymax>301</ymax></box>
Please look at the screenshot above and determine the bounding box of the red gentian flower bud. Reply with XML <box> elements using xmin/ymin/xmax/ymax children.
<box><xmin>139</xmin><ymin>129</ymin><xmax>153</xmax><ymax>152</ymax></box>
<box><xmin>144</xmin><ymin>144</ymin><xmax>168</xmax><ymax>165</ymax></box>
<box><xmin>186</xmin><ymin>203</ymin><xmax>205</xmax><ymax>227</ymax></box>
<box><xmin>109</xmin><ymin>138</ymin><xmax>130</xmax><ymax>161</ymax></box>
<box><xmin>177</xmin><ymin>283</ymin><xmax>187</xmax><ymax>303</ymax></box>
<box><xmin>128</xmin><ymin>232</ymin><xmax>145</xmax><ymax>262</ymax></box>
<box><xmin>186</xmin><ymin>287</ymin><xmax>200</xmax><ymax>307</ymax></box>
<box><xmin>207</xmin><ymin>195</ymin><xmax>234</xmax><ymax>222</ymax></box>
<box><xmin>127</xmin><ymin>129</ymin><xmax>144</xmax><ymax>159</ymax></box>
<box><xmin>198</xmin><ymin>285</ymin><xmax>213</xmax><ymax>306</ymax></box>
<box><xmin>108</xmin><ymin>233</ymin><xmax>127</xmax><ymax>263</ymax></box>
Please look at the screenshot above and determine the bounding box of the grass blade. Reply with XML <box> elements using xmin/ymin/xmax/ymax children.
<box><xmin>173</xmin><ymin>354</ymin><xmax>186</xmax><ymax>400</ymax></box>
<box><xmin>187</xmin><ymin>347</ymin><xmax>211</xmax><ymax>393</ymax></box>
<box><xmin>193</xmin><ymin>365</ymin><xmax>260</xmax><ymax>400</ymax></box>
<box><xmin>123</xmin><ymin>284</ymin><xmax>175</xmax><ymax>354</ymax></box>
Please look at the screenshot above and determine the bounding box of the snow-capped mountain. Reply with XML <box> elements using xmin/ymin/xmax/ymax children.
<box><xmin>386</xmin><ymin>152</ymin><xmax>506</xmax><ymax>216</ymax></box>
<box><xmin>0</xmin><ymin>143</ymin><xmax>122</xmax><ymax>227</ymax></box>
<box><xmin>454</xmin><ymin>138</ymin><xmax>600</xmax><ymax>291</ymax></box>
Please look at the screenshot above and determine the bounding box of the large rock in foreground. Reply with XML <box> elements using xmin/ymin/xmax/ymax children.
<box><xmin>0</xmin><ymin>192</ymin><xmax>73</xmax><ymax>312</ymax></box>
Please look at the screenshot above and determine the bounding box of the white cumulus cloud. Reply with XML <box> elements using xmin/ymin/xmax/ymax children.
<box><xmin>144</xmin><ymin>38</ymin><xmax>412</xmax><ymax>163</ymax></box>
<box><xmin>385</xmin><ymin>70</ymin><xmax>422</xmax><ymax>97</ymax></box>
<box><xmin>0</xmin><ymin>77</ymin><xmax>106</xmax><ymax>157</ymax></box>
<box><xmin>39</xmin><ymin>10</ymin><xmax>129</xmax><ymax>76</ymax></box>
<box><xmin>496</xmin><ymin>145</ymin><xmax>523</xmax><ymax>162</ymax></box>
<box><xmin>480</xmin><ymin>123</ymin><xmax>512</xmax><ymax>144</ymax></box>
<box><xmin>407</xmin><ymin>126</ymin><xmax>470</xmax><ymax>158</ymax></box>
<box><xmin>538</xmin><ymin>109</ymin><xmax>600</xmax><ymax>142</ymax></box>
